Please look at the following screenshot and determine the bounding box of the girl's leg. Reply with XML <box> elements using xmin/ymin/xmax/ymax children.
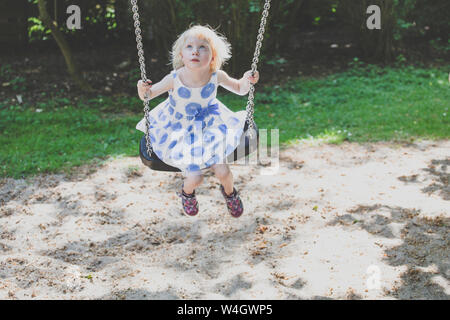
<box><xmin>212</xmin><ymin>164</ymin><xmax>244</xmax><ymax>218</ymax></box>
<box><xmin>179</xmin><ymin>173</ymin><xmax>203</xmax><ymax>217</ymax></box>
<box><xmin>211</xmin><ymin>164</ymin><xmax>233</xmax><ymax>195</ymax></box>
<box><xmin>183</xmin><ymin>173</ymin><xmax>204</xmax><ymax>194</ymax></box>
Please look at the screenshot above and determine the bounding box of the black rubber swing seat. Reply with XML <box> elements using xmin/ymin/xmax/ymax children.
<box><xmin>139</xmin><ymin>120</ymin><xmax>259</xmax><ymax>172</ymax></box>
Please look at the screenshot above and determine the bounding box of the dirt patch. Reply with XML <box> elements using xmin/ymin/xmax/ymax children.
<box><xmin>0</xmin><ymin>139</ymin><xmax>448</xmax><ymax>299</ymax></box>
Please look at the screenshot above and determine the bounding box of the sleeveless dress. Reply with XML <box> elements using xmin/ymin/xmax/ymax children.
<box><xmin>136</xmin><ymin>70</ymin><xmax>247</xmax><ymax>175</ymax></box>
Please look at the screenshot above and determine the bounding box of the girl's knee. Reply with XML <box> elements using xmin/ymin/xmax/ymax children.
<box><xmin>185</xmin><ymin>173</ymin><xmax>204</xmax><ymax>185</ymax></box>
<box><xmin>212</xmin><ymin>164</ymin><xmax>231</xmax><ymax>179</ymax></box>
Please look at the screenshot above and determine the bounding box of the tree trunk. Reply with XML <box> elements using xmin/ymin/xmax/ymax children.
<box><xmin>114</xmin><ymin>0</ymin><xmax>131</xmax><ymax>34</ymax></box>
<box><xmin>37</xmin><ymin>0</ymin><xmax>93</xmax><ymax>92</ymax></box>
<box><xmin>375</xmin><ymin>1</ymin><xmax>395</xmax><ymax>63</ymax></box>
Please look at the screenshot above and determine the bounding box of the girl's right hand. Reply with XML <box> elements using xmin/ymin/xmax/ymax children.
<box><xmin>137</xmin><ymin>79</ymin><xmax>152</xmax><ymax>100</ymax></box>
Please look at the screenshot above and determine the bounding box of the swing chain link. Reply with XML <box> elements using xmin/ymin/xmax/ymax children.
<box><xmin>246</xmin><ymin>0</ymin><xmax>271</xmax><ymax>138</ymax></box>
<box><xmin>131</xmin><ymin>0</ymin><xmax>153</xmax><ymax>156</ymax></box>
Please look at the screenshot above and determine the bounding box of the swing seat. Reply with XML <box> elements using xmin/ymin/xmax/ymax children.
<box><xmin>139</xmin><ymin>120</ymin><xmax>259</xmax><ymax>172</ymax></box>
<box><xmin>139</xmin><ymin>136</ymin><xmax>181</xmax><ymax>172</ymax></box>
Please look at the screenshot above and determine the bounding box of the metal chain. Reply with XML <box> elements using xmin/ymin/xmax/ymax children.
<box><xmin>130</xmin><ymin>0</ymin><xmax>153</xmax><ymax>156</ymax></box>
<box><xmin>246</xmin><ymin>0</ymin><xmax>271</xmax><ymax>138</ymax></box>
<box><xmin>131</xmin><ymin>0</ymin><xmax>270</xmax><ymax>154</ymax></box>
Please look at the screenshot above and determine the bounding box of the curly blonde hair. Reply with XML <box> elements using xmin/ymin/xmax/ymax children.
<box><xmin>171</xmin><ymin>25</ymin><xmax>231</xmax><ymax>72</ymax></box>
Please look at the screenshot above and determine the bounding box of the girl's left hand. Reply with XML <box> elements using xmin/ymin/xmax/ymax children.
<box><xmin>244</xmin><ymin>70</ymin><xmax>260</xmax><ymax>84</ymax></box>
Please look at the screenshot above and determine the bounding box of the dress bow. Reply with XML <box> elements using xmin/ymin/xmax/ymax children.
<box><xmin>193</xmin><ymin>103</ymin><xmax>219</xmax><ymax>122</ymax></box>
<box><xmin>187</xmin><ymin>101</ymin><xmax>220</xmax><ymax>127</ymax></box>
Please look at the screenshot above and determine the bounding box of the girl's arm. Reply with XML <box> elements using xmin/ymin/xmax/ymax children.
<box><xmin>137</xmin><ymin>73</ymin><xmax>174</xmax><ymax>101</ymax></box>
<box><xmin>217</xmin><ymin>70</ymin><xmax>259</xmax><ymax>96</ymax></box>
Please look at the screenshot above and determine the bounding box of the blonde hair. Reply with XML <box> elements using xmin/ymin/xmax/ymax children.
<box><xmin>171</xmin><ymin>25</ymin><xmax>231</xmax><ymax>72</ymax></box>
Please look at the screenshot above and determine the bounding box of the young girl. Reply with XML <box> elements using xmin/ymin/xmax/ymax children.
<box><xmin>136</xmin><ymin>25</ymin><xmax>259</xmax><ymax>218</ymax></box>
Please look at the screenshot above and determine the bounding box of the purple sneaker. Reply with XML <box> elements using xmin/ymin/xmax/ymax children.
<box><xmin>220</xmin><ymin>185</ymin><xmax>244</xmax><ymax>218</ymax></box>
<box><xmin>177</xmin><ymin>186</ymin><xmax>199</xmax><ymax>217</ymax></box>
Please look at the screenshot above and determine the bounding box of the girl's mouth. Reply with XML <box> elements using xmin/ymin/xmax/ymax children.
<box><xmin>191</xmin><ymin>59</ymin><xmax>200</xmax><ymax>62</ymax></box>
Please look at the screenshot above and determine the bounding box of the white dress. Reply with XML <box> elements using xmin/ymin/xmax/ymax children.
<box><xmin>136</xmin><ymin>70</ymin><xmax>247</xmax><ymax>175</ymax></box>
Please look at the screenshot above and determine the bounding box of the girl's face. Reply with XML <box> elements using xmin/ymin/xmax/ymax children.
<box><xmin>181</xmin><ymin>36</ymin><xmax>213</xmax><ymax>71</ymax></box>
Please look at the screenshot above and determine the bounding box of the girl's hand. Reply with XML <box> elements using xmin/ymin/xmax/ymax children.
<box><xmin>243</xmin><ymin>70</ymin><xmax>259</xmax><ymax>84</ymax></box>
<box><xmin>137</xmin><ymin>79</ymin><xmax>152</xmax><ymax>100</ymax></box>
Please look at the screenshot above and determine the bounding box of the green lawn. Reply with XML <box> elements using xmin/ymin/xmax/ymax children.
<box><xmin>1</xmin><ymin>64</ymin><xmax>449</xmax><ymax>178</ymax></box>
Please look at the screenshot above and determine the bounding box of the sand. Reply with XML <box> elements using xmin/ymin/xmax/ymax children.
<box><xmin>0</xmin><ymin>139</ymin><xmax>448</xmax><ymax>300</ymax></box>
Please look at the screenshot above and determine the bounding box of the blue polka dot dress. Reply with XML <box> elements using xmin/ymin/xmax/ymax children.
<box><xmin>136</xmin><ymin>70</ymin><xmax>247</xmax><ymax>175</ymax></box>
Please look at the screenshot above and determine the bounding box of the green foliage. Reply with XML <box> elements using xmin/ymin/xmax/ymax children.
<box><xmin>248</xmin><ymin>0</ymin><xmax>262</xmax><ymax>13</ymax></box>
<box><xmin>27</xmin><ymin>0</ymin><xmax>119</xmax><ymax>43</ymax></box>
<box><xmin>25</xmin><ymin>0</ymin><xmax>449</xmax><ymax>64</ymax></box>
<box><xmin>265</xmin><ymin>55</ymin><xmax>288</xmax><ymax>66</ymax></box>
<box><xmin>430</xmin><ymin>38</ymin><xmax>450</xmax><ymax>53</ymax></box>
<box><xmin>391</xmin><ymin>0</ymin><xmax>449</xmax><ymax>55</ymax></box>
<box><xmin>105</xmin><ymin>6</ymin><xmax>117</xmax><ymax>30</ymax></box>
<box><xmin>28</xmin><ymin>16</ymin><xmax>51</xmax><ymax>41</ymax></box>
<box><xmin>338</xmin><ymin>0</ymin><xmax>449</xmax><ymax>61</ymax></box>
<box><xmin>10</xmin><ymin>77</ymin><xmax>27</xmax><ymax>91</ymax></box>
<box><xmin>0</xmin><ymin>65</ymin><xmax>27</xmax><ymax>92</ymax></box>
<box><xmin>0</xmin><ymin>64</ymin><xmax>12</xmax><ymax>78</ymax></box>
<box><xmin>128</xmin><ymin>68</ymin><xmax>141</xmax><ymax>89</ymax></box>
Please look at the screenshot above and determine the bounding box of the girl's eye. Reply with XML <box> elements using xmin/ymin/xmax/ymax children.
<box><xmin>186</xmin><ymin>45</ymin><xmax>192</xmax><ymax>48</ymax></box>
<box><xmin>200</xmin><ymin>45</ymin><xmax>205</xmax><ymax>49</ymax></box>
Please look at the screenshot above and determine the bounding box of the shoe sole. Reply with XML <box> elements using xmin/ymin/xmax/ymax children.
<box><xmin>182</xmin><ymin>210</ymin><xmax>198</xmax><ymax>217</ymax></box>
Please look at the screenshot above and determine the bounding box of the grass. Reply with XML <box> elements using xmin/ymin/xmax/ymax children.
<box><xmin>0</xmin><ymin>106</ymin><xmax>142</xmax><ymax>178</ymax></box>
<box><xmin>250</xmin><ymin>64</ymin><xmax>450</xmax><ymax>144</ymax></box>
<box><xmin>1</xmin><ymin>64</ymin><xmax>449</xmax><ymax>178</ymax></box>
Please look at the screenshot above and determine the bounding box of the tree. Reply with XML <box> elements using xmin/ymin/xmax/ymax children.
<box><xmin>36</xmin><ymin>0</ymin><xmax>93</xmax><ymax>92</ymax></box>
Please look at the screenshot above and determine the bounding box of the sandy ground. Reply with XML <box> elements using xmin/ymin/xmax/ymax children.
<box><xmin>0</xmin><ymin>139</ymin><xmax>448</xmax><ymax>300</ymax></box>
